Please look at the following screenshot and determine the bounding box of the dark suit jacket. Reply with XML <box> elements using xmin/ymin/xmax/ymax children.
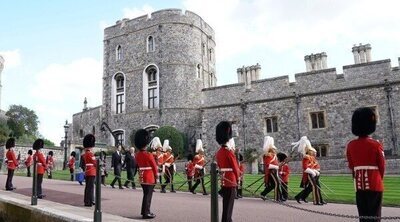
<box><xmin>123</xmin><ymin>153</ymin><xmax>137</xmax><ymax>177</ymax></box>
<box><xmin>111</xmin><ymin>151</ymin><xmax>122</xmax><ymax>175</ymax></box>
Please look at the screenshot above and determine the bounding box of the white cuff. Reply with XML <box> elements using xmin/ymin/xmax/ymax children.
<box><xmin>195</xmin><ymin>164</ymin><xmax>203</xmax><ymax>169</ymax></box>
<box><xmin>305</xmin><ymin>168</ymin><xmax>316</xmax><ymax>177</ymax></box>
<box><xmin>268</xmin><ymin>164</ymin><xmax>279</xmax><ymax>170</ymax></box>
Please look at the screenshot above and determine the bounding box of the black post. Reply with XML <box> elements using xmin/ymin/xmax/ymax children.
<box><xmin>294</xmin><ymin>92</ymin><xmax>301</xmax><ymax>140</ymax></box>
<box><xmin>210</xmin><ymin>162</ymin><xmax>218</xmax><ymax>222</ymax></box>
<box><xmin>31</xmin><ymin>154</ymin><xmax>38</xmax><ymax>205</ymax></box>
<box><xmin>384</xmin><ymin>80</ymin><xmax>398</xmax><ymax>155</ymax></box>
<box><xmin>94</xmin><ymin>159</ymin><xmax>102</xmax><ymax>221</ymax></box>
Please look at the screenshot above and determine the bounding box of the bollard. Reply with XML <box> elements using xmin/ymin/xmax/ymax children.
<box><xmin>31</xmin><ymin>155</ymin><xmax>38</xmax><ymax>205</ymax></box>
<box><xmin>210</xmin><ymin>162</ymin><xmax>219</xmax><ymax>222</ymax></box>
<box><xmin>94</xmin><ymin>159</ymin><xmax>102</xmax><ymax>222</ymax></box>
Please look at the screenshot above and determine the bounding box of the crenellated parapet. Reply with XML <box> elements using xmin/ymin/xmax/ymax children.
<box><xmin>105</xmin><ymin>9</ymin><xmax>214</xmax><ymax>41</ymax></box>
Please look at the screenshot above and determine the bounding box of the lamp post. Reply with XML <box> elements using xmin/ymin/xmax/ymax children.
<box><xmin>63</xmin><ymin>120</ymin><xmax>69</xmax><ymax>170</ymax></box>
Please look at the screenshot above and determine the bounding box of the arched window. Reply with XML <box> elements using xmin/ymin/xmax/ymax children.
<box><xmin>209</xmin><ymin>73</ymin><xmax>214</xmax><ymax>87</ymax></box>
<box><xmin>209</xmin><ymin>48</ymin><xmax>213</xmax><ymax>61</ymax></box>
<box><xmin>113</xmin><ymin>73</ymin><xmax>125</xmax><ymax>114</ymax></box>
<box><xmin>147</xmin><ymin>36</ymin><xmax>155</xmax><ymax>52</ymax></box>
<box><xmin>143</xmin><ymin>65</ymin><xmax>159</xmax><ymax>109</ymax></box>
<box><xmin>197</xmin><ymin>64</ymin><xmax>202</xmax><ymax>79</ymax></box>
<box><xmin>116</xmin><ymin>45</ymin><xmax>122</xmax><ymax>61</ymax></box>
<box><xmin>113</xmin><ymin>130</ymin><xmax>125</xmax><ymax>146</ymax></box>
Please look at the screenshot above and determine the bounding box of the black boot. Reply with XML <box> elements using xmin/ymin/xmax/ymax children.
<box><xmin>131</xmin><ymin>182</ymin><xmax>136</xmax><ymax>189</ymax></box>
<box><xmin>171</xmin><ymin>184</ymin><xmax>176</xmax><ymax>193</ymax></box>
<box><xmin>161</xmin><ymin>185</ymin><xmax>166</xmax><ymax>193</ymax></box>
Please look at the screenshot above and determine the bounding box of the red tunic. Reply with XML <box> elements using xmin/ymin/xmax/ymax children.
<box><xmin>34</xmin><ymin>151</ymin><xmax>47</xmax><ymax>175</ymax></box>
<box><xmin>185</xmin><ymin>161</ymin><xmax>195</xmax><ymax>177</ymax></box>
<box><xmin>46</xmin><ymin>156</ymin><xmax>55</xmax><ymax>170</ymax></box>
<box><xmin>6</xmin><ymin>150</ymin><xmax>18</xmax><ymax>170</ymax></box>
<box><xmin>279</xmin><ymin>164</ymin><xmax>290</xmax><ymax>183</ymax></box>
<box><xmin>84</xmin><ymin>149</ymin><xmax>97</xmax><ymax>176</ymax></box>
<box><xmin>136</xmin><ymin>150</ymin><xmax>158</xmax><ymax>184</ymax></box>
<box><xmin>301</xmin><ymin>155</ymin><xmax>313</xmax><ymax>186</ymax></box>
<box><xmin>155</xmin><ymin>150</ymin><xmax>164</xmax><ymax>166</ymax></box>
<box><xmin>263</xmin><ymin>153</ymin><xmax>278</xmax><ymax>183</ymax></box>
<box><xmin>216</xmin><ymin>146</ymin><xmax>240</xmax><ymax>187</ymax></box>
<box><xmin>163</xmin><ymin>152</ymin><xmax>174</xmax><ymax>165</ymax></box>
<box><xmin>346</xmin><ymin>137</ymin><xmax>385</xmax><ymax>192</ymax></box>
<box><xmin>68</xmin><ymin>156</ymin><xmax>75</xmax><ymax>170</ymax></box>
<box><xmin>193</xmin><ymin>154</ymin><xmax>206</xmax><ymax>177</ymax></box>
<box><xmin>25</xmin><ymin>155</ymin><xmax>33</xmax><ymax>167</ymax></box>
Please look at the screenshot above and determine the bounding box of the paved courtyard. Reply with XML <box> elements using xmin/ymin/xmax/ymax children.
<box><xmin>1</xmin><ymin>174</ymin><xmax>399</xmax><ymax>221</ymax></box>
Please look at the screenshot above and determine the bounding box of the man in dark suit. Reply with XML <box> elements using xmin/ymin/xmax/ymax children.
<box><xmin>110</xmin><ymin>146</ymin><xmax>124</xmax><ymax>189</ymax></box>
<box><xmin>123</xmin><ymin>147</ymin><xmax>137</xmax><ymax>189</ymax></box>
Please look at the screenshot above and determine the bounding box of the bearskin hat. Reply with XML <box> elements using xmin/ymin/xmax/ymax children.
<box><xmin>195</xmin><ymin>139</ymin><xmax>204</xmax><ymax>153</ymax></box>
<box><xmin>187</xmin><ymin>153</ymin><xmax>194</xmax><ymax>161</ymax></box>
<box><xmin>150</xmin><ymin>137</ymin><xmax>162</xmax><ymax>150</ymax></box>
<box><xmin>163</xmin><ymin>139</ymin><xmax>172</xmax><ymax>151</ymax></box>
<box><xmin>238</xmin><ymin>153</ymin><xmax>244</xmax><ymax>162</ymax></box>
<box><xmin>33</xmin><ymin>139</ymin><xmax>44</xmax><ymax>150</ymax></box>
<box><xmin>5</xmin><ymin>138</ymin><xmax>15</xmax><ymax>149</ymax></box>
<box><xmin>277</xmin><ymin>152</ymin><xmax>287</xmax><ymax>162</ymax></box>
<box><xmin>134</xmin><ymin>129</ymin><xmax>150</xmax><ymax>150</ymax></box>
<box><xmin>28</xmin><ymin>149</ymin><xmax>33</xmax><ymax>155</ymax></box>
<box><xmin>83</xmin><ymin>134</ymin><xmax>96</xmax><ymax>148</ymax></box>
<box><xmin>70</xmin><ymin>151</ymin><xmax>76</xmax><ymax>157</ymax></box>
<box><xmin>352</xmin><ymin>107</ymin><xmax>376</xmax><ymax>137</ymax></box>
<box><xmin>48</xmin><ymin>151</ymin><xmax>54</xmax><ymax>156</ymax></box>
<box><xmin>216</xmin><ymin>121</ymin><xmax>232</xmax><ymax>145</ymax></box>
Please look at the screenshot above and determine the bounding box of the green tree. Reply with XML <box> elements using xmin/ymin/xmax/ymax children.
<box><xmin>153</xmin><ymin>126</ymin><xmax>184</xmax><ymax>157</ymax></box>
<box><xmin>6</xmin><ymin>105</ymin><xmax>39</xmax><ymax>138</ymax></box>
<box><xmin>0</xmin><ymin>117</ymin><xmax>11</xmax><ymax>144</ymax></box>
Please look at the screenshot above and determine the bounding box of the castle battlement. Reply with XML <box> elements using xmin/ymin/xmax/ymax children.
<box><xmin>105</xmin><ymin>8</ymin><xmax>214</xmax><ymax>40</ymax></box>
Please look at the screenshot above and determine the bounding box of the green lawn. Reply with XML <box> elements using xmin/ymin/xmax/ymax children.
<box><xmin>16</xmin><ymin>170</ymin><xmax>400</xmax><ymax>207</ymax></box>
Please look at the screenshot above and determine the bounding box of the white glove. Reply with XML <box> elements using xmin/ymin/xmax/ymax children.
<box><xmin>268</xmin><ymin>164</ymin><xmax>279</xmax><ymax>170</ymax></box>
<box><xmin>315</xmin><ymin>170</ymin><xmax>320</xmax><ymax>176</ymax></box>
<box><xmin>305</xmin><ymin>168</ymin><xmax>316</xmax><ymax>177</ymax></box>
<box><xmin>195</xmin><ymin>164</ymin><xmax>203</xmax><ymax>170</ymax></box>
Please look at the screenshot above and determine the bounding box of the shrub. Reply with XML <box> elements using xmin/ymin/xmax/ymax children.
<box><xmin>243</xmin><ymin>148</ymin><xmax>260</xmax><ymax>163</ymax></box>
<box><xmin>153</xmin><ymin>126</ymin><xmax>184</xmax><ymax>158</ymax></box>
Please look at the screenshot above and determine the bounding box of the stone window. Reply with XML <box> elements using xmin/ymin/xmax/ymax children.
<box><xmin>114</xmin><ymin>73</ymin><xmax>125</xmax><ymax>114</ymax></box>
<box><xmin>79</xmin><ymin>129</ymin><xmax>84</xmax><ymax>138</ymax></box>
<box><xmin>209</xmin><ymin>48</ymin><xmax>213</xmax><ymax>61</ymax></box>
<box><xmin>116</xmin><ymin>45</ymin><xmax>122</xmax><ymax>61</ymax></box>
<box><xmin>113</xmin><ymin>130</ymin><xmax>125</xmax><ymax>146</ymax></box>
<box><xmin>202</xmin><ymin>43</ymin><xmax>206</xmax><ymax>56</ymax></box>
<box><xmin>143</xmin><ymin>65</ymin><xmax>159</xmax><ymax>109</ymax></box>
<box><xmin>209</xmin><ymin>73</ymin><xmax>214</xmax><ymax>87</ymax></box>
<box><xmin>147</xmin><ymin>36</ymin><xmax>155</xmax><ymax>52</ymax></box>
<box><xmin>196</xmin><ymin>64</ymin><xmax>202</xmax><ymax>79</ymax></box>
<box><xmin>265</xmin><ymin>116</ymin><xmax>278</xmax><ymax>133</ymax></box>
<box><xmin>310</xmin><ymin>111</ymin><xmax>326</xmax><ymax>129</ymax></box>
<box><xmin>92</xmin><ymin>126</ymin><xmax>95</xmax><ymax>135</ymax></box>
<box><xmin>313</xmin><ymin>144</ymin><xmax>328</xmax><ymax>157</ymax></box>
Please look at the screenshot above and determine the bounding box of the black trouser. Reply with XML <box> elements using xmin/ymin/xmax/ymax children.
<box><xmin>141</xmin><ymin>184</ymin><xmax>155</xmax><ymax>215</ymax></box>
<box><xmin>47</xmin><ymin>169</ymin><xmax>52</xmax><ymax>179</ymax></box>
<box><xmin>27</xmin><ymin>166</ymin><xmax>31</xmax><ymax>177</ymax></box>
<box><xmin>299</xmin><ymin>175</ymin><xmax>322</xmax><ymax>204</ymax></box>
<box><xmin>69</xmin><ymin>168</ymin><xmax>74</xmax><ymax>181</ymax></box>
<box><xmin>6</xmin><ymin>169</ymin><xmax>14</xmax><ymax>190</ymax></box>
<box><xmin>281</xmin><ymin>182</ymin><xmax>288</xmax><ymax>200</ymax></box>
<box><xmin>111</xmin><ymin>166</ymin><xmax>122</xmax><ymax>188</ymax></box>
<box><xmin>37</xmin><ymin>174</ymin><xmax>44</xmax><ymax>197</ymax></box>
<box><xmin>158</xmin><ymin>167</ymin><xmax>163</xmax><ymax>185</ymax></box>
<box><xmin>124</xmin><ymin>168</ymin><xmax>136</xmax><ymax>188</ymax></box>
<box><xmin>162</xmin><ymin>166</ymin><xmax>175</xmax><ymax>191</ymax></box>
<box><xmin>84</xmin><ymin>176</ymin><xmax>95</xmax><ymax>206</ymax></box>
<box><xmin>236</xmin><ymin>180</ymin><xmax>243</xmax><ymax>197</ymax></box>
<box><xmin>356</xmin><ymin>190</ymin><xmax>382</xmax><ymax>222</ymax></box>
<box><xmin>261</xmin><ymin>170</ymin><xmax>281</xmax><ymax>201</ymax></box>
<box><xmin>221</xmin><ymin>186</ymin><xmax>236</xmax><ymax>222</ymax></box>
<box><xmin>101</xmin><ymin>175</ymin><xmax>106</xmax><ymax>185</ymax></box>
<box><xmin>191</xmin><ymin>169</ymin><xmax>206</xmax><ymax>194</ymax></box>
<box><xmin>187</xmin><ymin>176</ymin><xmax>193</xmax><ymax>191</ymax></box>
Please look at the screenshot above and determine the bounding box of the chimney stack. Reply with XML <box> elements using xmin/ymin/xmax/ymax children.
<box><xmin>304</xmin><ymin>52</ymin><xmax>328</xmax><ymax>72</ymax></box>
<box><xmin>352</xmin><ymin>43</ymin><xmax>371</xmax><ymax>64</ymax></box>
<box><xmin>237</xmin><ymin>63</ymin><xmax>261</xmax><ymax>89</ymax></box>
<box><xmin>83</xmin><ymin>97</ymin><xmax>88</xmax><ymax>111</ymax></box>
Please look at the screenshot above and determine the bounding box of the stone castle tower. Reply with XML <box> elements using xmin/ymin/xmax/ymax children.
<box><xmin>0</xmin><ymin>55</ymin><xmax>4</xmax><ymax>109</ymax></box>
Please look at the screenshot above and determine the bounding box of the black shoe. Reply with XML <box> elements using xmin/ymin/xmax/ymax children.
<box><xmin>171</xmin><ymin>190</ymin><xmax>176</xmax><ymax>193</ymax></box>
<box><xmin>38</xmin><ymin>195</ymin><xmax>46</xmax><ymax>199</ymax></box>
<box><xmin>161</xmin><ymin>189</ymin><xmax>166</xmax><ymax>193</ymax></box>
<box><xmin>321</xmin><ymin>201</ymin><xmax>327</xmax><ymax>205</ymax></box>
<box><xmin>302</xmin><ymin>199</ymin><xmax>308</xmax><ymax>203</ymax></box>
<box><xmin>111</xmin><ymin>185</ymin><xmax>115</xmax><ymax>189</ymax></box>
<box><xmin>260</xmin><ymin>196</ymin><xmax>267</xmax><ymax>201</ymax></box>
<box><xmin>124</xmin><ymin>185</ymin><xmax>129</xmax><ymax>189</ymax></box>
<box><xmin>132</xmin><ymin>186</ymin><xmax>136</xmax><ymax>189</ymax></box>
<box><xmin>6</xmin><ymin>188</ymin><xmax>13</xmax><ymax>191</ymax></box>
<box><xmin>237</xmin><ymin>195</ymin><xmax>242</xmax><ymax>198</ymax></box>
<box><xmin>142</xmin><ymin>213</ymin><xmax>156</xmax><ymax>219</ymax></box>
<box><xmin>119</xmin><ymin>187</ymin><xmax>124</xmax><ymax>190</ymax></box>
<box><xmin>92</xmin><ymin>201</ymin><xmax>95</xmax><ymax>205</ymax></box>
<box><xmin>203</xmin><ymin>192</ymin><xmax>208</xmax><ymax>195</ymax></box>
<box><xmin>79</xmin><ymin>182</ymin><xmax>83</xmax><ymax>185</ymax></box>
<box><xmin>314</xmin><ymin>202</ymin><xmax>324</xmax><ymax>205</ymax></box>
<box><xmin>84</xmin><ymin>204</ymin><xmax>92</xmax><ymax>207</ymax></box>
<box><xmin>295</xmin><ymin>196</ymin><xmax>301</xmax><ymax>204</ymax></box>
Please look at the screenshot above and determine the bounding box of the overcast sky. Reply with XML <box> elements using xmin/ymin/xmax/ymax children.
<box><xmin>1</xmin><ymin>0</ymin><xmax>399</xmax><ymax>145</ymax></box>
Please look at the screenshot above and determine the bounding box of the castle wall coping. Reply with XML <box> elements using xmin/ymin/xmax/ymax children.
<box><xmin>251</xmin><ymin>75</ymin><xmax>289</xmax><ymax>83</ymax></box>
<box><xmin>72</xmin><ymin>105</ymin><xmax>101</xmax><ymax>116</ymax></box>
<box><xmin>201</xmin><ymin>82</ymin><xmax>244</xmax><ymax>91</ymax></box>
<box><xmin>342</xmin><ymin>59</ymin><xmax>391</xmax><ymax>69</ymax></box>
<box><xmin>294</xmin><ymin>68</ymin><xmax>337</xmax><ymax>77</ymax></box>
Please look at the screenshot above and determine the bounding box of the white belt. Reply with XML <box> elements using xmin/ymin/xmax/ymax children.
<box><xmin>354</xmin><ymin>166</ymin><xmax>378</xmax><ymax>170</ymax></box>
<box><xmin>37</xmin><ymin>163</ymin><xmax>43</xmax><ymax>166</ymax></box>
<box><xmin>220</xmin><ymin>168</ymin><xmax>233</xmax><ymax>172</ymax></box>
<box><xmin>85</xmin><ymin>164</ymin><xmax>94</xmax><ymax>166</ymax></box>
<box><xmin>8</xmin><ymin>160</ymin><xmax>14</xmax><ymax>163</ymax></box>
<box><xmin>140</xmin><ymin>167</ymin><xmax>152</xmax><ymax>170</ymax></box>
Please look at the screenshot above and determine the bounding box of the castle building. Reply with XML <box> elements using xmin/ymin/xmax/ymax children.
<box><xmin>71</xmin><ymin>9</ymin><xmax>400</xmax><ymax>160</ymax></box>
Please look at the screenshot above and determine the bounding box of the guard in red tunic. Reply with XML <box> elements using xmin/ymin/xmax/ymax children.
<box><xmin>68</xmin><ymin>151</ymin><xmax>76</xmax><ymax>181</ymax></box>
<box><xmin>33</xmin><ymin>139</ymin><xmax>47</xmax><ymax>199</ymax></box>
<box><xmin>46</xmin><ymin>151</ymin><xmax>55</xmax><ymax>179</ymax></box>
<box><xmin>135</xmin><ymin>129</ymin><xmax>158</xmax><ymax>219</ymax></box>
<box><xmin>25</xmin><ymin>149</ymin><xmax>33</xmax><ymax>177</ymax></box>
<box><xmin>347</xmin><ymin>107</ymin><xmax>385</xmax><ymax>222</ymax></box>
<box><xmin>5</xmin><ymin>138</ymin><xmax>18</xmax><ymax>191</ymax></box>
<box><xmin>185</xmin><ymin>154</ymin><xmax>195</xmax><ymax>191</ymax></box>
<box><xmin>236</xmin><ymin>153</ymin><xmax>245</xmax><ymax>199</ymax></box>
<box><xmin>277</xmin><ymin>152</ymin><xmax>290</xmax><ymax>201</ymax></box>
<box><xmin>260</xmin><ymin>136</ymin><xmax>281</xmax><ymax>201</ymax></box>
<box><xmin>190</xmin><ymin>139</ymin><xmax>208</xmax><ymax>195</ymax></box>
<box><xmin>83</xmin><ymin>134</ymin><xmax>97</xmax><ymax>207</ymax></box>
<box><xmin>294</xmin><ymin>136</ymin><xmax>323</xmax><ymax>205</ymax></box>
<box><xmin>161</xmin><ymin>140</ymin><xmax>176</xmax><ymax>193</ymax></box>
<box><xmin>215</xmin><ymin>121</ymin><xmax>240</xmax><ymax>222</ymax></box>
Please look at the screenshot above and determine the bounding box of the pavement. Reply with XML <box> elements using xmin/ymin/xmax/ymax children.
<box><xmin>0</xmin><ymin>174</ymin><xmax>400</xmax><ymax>222</ymax></box>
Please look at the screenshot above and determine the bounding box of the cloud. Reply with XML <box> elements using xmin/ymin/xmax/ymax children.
<box><xmin>122</xmin><ymin>4</ymin><xmax>155</xmax><ymax>19</ymax></box>
<box><xmin>0</xmin><ymin>49</ymin><xmax>21</xmax><ymax>69</ymax></box>
<box><xmin>30</xmin><ymin>58</ymin><xmax>103</xmax><ymax>144</ymax></box>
